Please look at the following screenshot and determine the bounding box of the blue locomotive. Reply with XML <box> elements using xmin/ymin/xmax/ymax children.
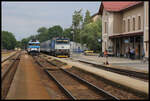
<box><xmin>40</xmin><ymin>37</ymin><xmax>70</xmax><ymax>57</ymax></box>
<box><xmin>27</xmin><ymin>39</ymin><xmax>40</xmax><ymax>55</ymax></box>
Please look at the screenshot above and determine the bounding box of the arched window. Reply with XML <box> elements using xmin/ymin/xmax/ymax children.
<box><xmin>128</xmin><ymin>19</ymin><xmax>130</xmax><ymax>32</ymax></box>
<box><xmin>123</xmin><ymin>20</ymin><xmax>126</xmax><ymax>32</ymax></box>
<box><xmin>138</xmin><ymin>16</ymin><xmax>141</xmax><ymax>30</ymax></box>
<box><xmin>133</xmin><ymin>17</ymin><xmax>135</xmax><ymax>31</ymax></box>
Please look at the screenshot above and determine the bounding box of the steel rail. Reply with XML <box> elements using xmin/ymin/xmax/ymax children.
<box><xmin>59</xmin><ymin>68</ymin><xmax>119</xmax><ymax>100</ymax></box>
<box><xmin>34</xmin><ymin>57</ymin><xmax>76</xmax><ymax>99</ymax></box>
<box><xmin>44</xmin><ymin>69</ymin><xmax>76</xmax><ymax>100</ymax></box>
<box><xmin>78</xmin><ymin>60</ymin><xmax>148</xmax><ymax>80</ymax></box>
<box><xmin>2</xmin><ymin>52</ymin><xmax>21</xmax><ymax>99</ymax></box>
<box><xmin>2</xmin><ymin>51</ymin><xmax>18</xmax><ymax>63</ymax></box>
<box><xmin>2</xmin><ymin>52</ymin><xmax>21</xmax><ymax>80</ymax></box>
<box><xmin>35</xmin><ymin>56</ymin><xmax>119</xmax><ymax>100</ymax></box>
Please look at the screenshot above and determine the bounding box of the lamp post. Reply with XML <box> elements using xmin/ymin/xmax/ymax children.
<box><xmin>71</xmin><ymin>31</ymin><xmax>74</xmax><ymax>53</ymax></box>
<box><xmin>98</xmin><ymin>38</ymin><xmax>102</xmax><ymax>56</ymax></box>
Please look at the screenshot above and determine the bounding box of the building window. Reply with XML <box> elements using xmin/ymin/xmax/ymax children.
<box><xmin>105</xmin><ymin>22</ymin><xmax>107</xmax><ymax>33</ymax></box>
<box><xmin>138</xmin><ymin>16</ymin><xmax>141</xmax><ymax>30</ymax></box>
<box><xmin>123</xmin><ymin>20</ymin><xmax>126</xmax><ymax>32</ymax></box>
<box><xmin>133</xmin><ymin>17</ymin><xmax>135</xmax><ymax>31</ymax></box>
<box><xmin>128</xmin><ymin>19</ymin><xmax>130</xmax><ymax>32</ymax></box>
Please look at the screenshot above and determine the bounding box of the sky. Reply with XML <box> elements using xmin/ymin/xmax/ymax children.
<box><xmin>2</xmin><ymin>2</ymin><xmax>101</xmax><ymax>41</ymax></box>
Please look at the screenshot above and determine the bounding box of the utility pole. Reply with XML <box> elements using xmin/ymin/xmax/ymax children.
<box><xmin>71</xmin><ymin>31</ymin><xmax>74</xmax><ymax>53</ymax></box>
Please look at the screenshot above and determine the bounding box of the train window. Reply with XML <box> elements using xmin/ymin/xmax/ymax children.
<box><xmin>56</xmin><ymin>40</ymin><xmax>69</xmax><ymax>44</ymax></box>
<box><xmin>29</xmin><ymin>43</ymin><xmax>40</xmax><ymax>46</ymax></box>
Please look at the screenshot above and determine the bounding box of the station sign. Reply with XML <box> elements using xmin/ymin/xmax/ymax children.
<box><xmin>124</xmin><ymin>39</ymin><xmax>129</xmax><ymax>43</ymax></box>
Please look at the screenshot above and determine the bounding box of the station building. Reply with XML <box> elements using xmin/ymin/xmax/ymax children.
<box><xmin>98</xmin><ymin>1</ymin><xmax>149</xmax><ymax>59</ymax></box>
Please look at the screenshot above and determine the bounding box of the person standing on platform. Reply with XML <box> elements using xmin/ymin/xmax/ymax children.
<box><xmin>130</xmin><ymin>48</ymin><xmax>135</xmax><ymax>60</ymax></box>
<box><xmin>125</xmin><ymin>47</ymin><xmax>129</xmax><ymax>58</ymax></box>
<box><xmin>128</xmin><ymin>47</ymin><xmax>130</xmax><ymax>59</ymax></box>
<box><xmin>135</xmin><ymin>47</ymin><xmax>138</xmax><ymax>59</ymax></box>
<box><xmin>132</xmin><ymin>48</ymin><xmax>135</xmax><ymax>59</ymax></box>
<box><xmin>104</xmin><ymin>50</ymin><xmax>109</xmax><ymax>65</ymax></box>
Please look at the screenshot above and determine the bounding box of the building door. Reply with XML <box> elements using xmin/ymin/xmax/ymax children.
<box><xmin>140</xmin><ymin>36</ymin><xmax>143</xmax><ymax>59</ymax></box>
<box><xmin>138</xmin><ymin>43</ymin><xmax>140</xmax><ymax>59</ymax></box>
<box><xmin>120</xmin><ymin>37</ymin><xmax>123</xmax><ymax>56</ymax></box>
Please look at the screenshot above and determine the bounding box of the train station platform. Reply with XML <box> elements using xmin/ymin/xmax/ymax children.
<box><xmin>70</xmin><ymin>53</ymin><xmax>149</xmax><ymax>73</ymax></box>
<box><xmin>6</xmin><ymin>53</ymin><xmax>50</xmax><ymax>99</ymax></box>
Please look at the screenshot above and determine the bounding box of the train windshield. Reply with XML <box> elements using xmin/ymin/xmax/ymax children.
<box><xmin>56</xmin><ymin>40</ymin><xmax>69</xmax><ymax>44</ymax></box>
<box><xmin>28</xmin><ymin>43</ymin><xmax>40</xmax><ymax>46</ymax></box>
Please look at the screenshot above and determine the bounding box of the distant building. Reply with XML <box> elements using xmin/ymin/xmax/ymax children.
<box><xmin>98</xmin><ymin>1</ymin><xmax>149</xmax><ymax>59</ymax></box>
<box><xmin>70</xmin><ymin>41</ymin><xmax>88</xmax><ymax>52</ymax></box>
<box><xmin>91</xmin><ymin>13</ymin><xmax>101</xmax><ymax>22</ymax></box>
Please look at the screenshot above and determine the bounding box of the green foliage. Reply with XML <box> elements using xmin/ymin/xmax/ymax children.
<box><xmin>16</xmin><ymin>41</ymin><xmax>22</xmax><ymax>48</ymax></box>
<box><xmin>63</xmin><ymin>27</ymin><xmax>73</xmax><ymax>41</ymax></box>
<box><xmin>36</xmin><ymin>27</ymin><xmax>48</xmax><ymax>42</ymax></box>
<box><xmin>71</xmin><ymin>9</ymin><xmax>102</xmax><ymax>52</ymax></box>
<box><xmin>2</xmin><ymin>31</ymin><xmax>17</xmax><ymax>50</ymax></box>
<box><xmin>21</xmin><ymin>38</ymin><xmax>29</xmax><ymax>49</ymax></box>
<box><xmin>72</xmin><ymin>9</ymin><xmax>83</xmax><ymax>42</ymax></box>
<box><xmin>37</xmin><ymin>27</ymin><xmax>47</xmax><ymax>34</ymax></box>
<box><xmin>48</xmin><ymin>25</ymin><xmax>63</xmax><ymax>39</ymax></box>
<box><xmin>80</xmin><ymin>18</ymin><xmax>102</xmax><ymax>52</ymax></box>
<box><xmin>72</xmin><ymin>9</ymin><xmax>83</xmax><ymax>28</ymax></box>
<box><xmin>83</xmin><ymin>10</ymin><xmax>92</xmax><ymax>28</ymax></box>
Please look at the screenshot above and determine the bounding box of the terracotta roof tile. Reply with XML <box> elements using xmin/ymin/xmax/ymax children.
<box><xmin>102</xmin><ymin>1</ymin><xmax>142</xmax><ymax>12</ymax></box>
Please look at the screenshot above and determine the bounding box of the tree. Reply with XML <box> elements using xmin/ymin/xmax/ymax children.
<box><xmin>80</xmin><ymin>18</ymin><xmax>102</xmax><ymax>52</ymax></box>
<box><xmin>16</xmin><ymin>41</ymin><xmax>22</xmax><ymax>48</ymax></box>
<box><xmin>83</xmin><ymin>10</ymin><xmax>92</xmax><ymax>28</ymax></box>
<box><xmin>37</xmin><ymin>27</ymin><xmax>47</xmax><ymax>34</ymax></box>
<box><xmin>36</xmin><ymin>27</ymin><xmax>48</xmax><ymax>42</ymax></box>
<box><xmin>21</xmin><ymin>38</ymin><xmax>29</xmax><ymax>49</ymax></box>
<box><xmin>63</xmin><ymin>27</ymin><xmax>73</xmax><ymax>41</ymax></box>
<box><xmin>2</xmin><ymin>31</ymin><xmax>17</xmax><ymax>50</ymax></box>
<box><xmin>48</xmin><ymin>25</ymin><xmax>63</xmax><ymax>39</ymax></box>
<box><xmin>72</xmin><ymin>9</ymin><xmax>83</xmax><ymax>42</ymax></box>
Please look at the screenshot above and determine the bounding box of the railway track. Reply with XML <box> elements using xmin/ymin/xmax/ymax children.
<box><xmin>1</xmin><ymin>51</ymin><xmax>21</xmax><ymax>99</ymax></box>
<box><xmin>33</xmin><ymin>55</ymin><xmax>119</xmax><ymax>100</ymax></box>
<box><xmin>77</xmin><ymin>60</ymin><xmax>148</xmax><ymax>81</ymax></box>
<box><xmin>41</xmin><ymin>53</ymin><xmax>148</xmax><ymax>81</ymax></box>
<box><xmin>2</xmin><ymin>51</ymin><xmax>18</xmax><ymax>63</ymax></box>
<box><xmin>45</xmin><ymin>69</ymin><xmax>119</xmax><ymax>100</ymax></box>
<box><xmin>33</xmin><ymin>54</ymin><xmax>148</xmax><ymax>99</ymax></box>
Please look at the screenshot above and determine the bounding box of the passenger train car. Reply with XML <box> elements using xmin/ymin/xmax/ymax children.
<box><xmin>40</xmin><ymin>37</ymin><xmax>70</xmax><ymax>57</ymax></box>
<box><xmin>27</xmin><ymin>39</ymin><xmax>40</xmax><ymax>55</ymax></box>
